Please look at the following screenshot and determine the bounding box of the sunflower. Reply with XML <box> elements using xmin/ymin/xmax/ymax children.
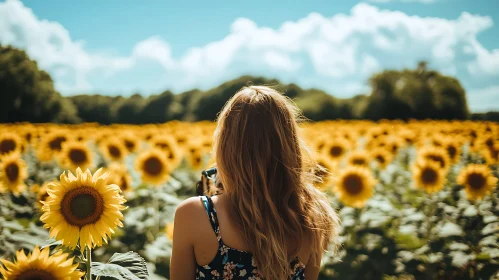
<box><xmin>0</xmin><ymin>153</ymin><xmax>27</xmax><ymax>195</ymax></box>
<box><xmin>346</xmin><ymin>151</ymin><xmax>370</xmax><ymax>168</ymax></box>
<box><xmin>418</xmin><ymin>146</ymin><xmax>450</xmax><ymax>170</ymax></box>
<box><xmin>443</xmin><ymin>140</ymin><xmax>461</xmax><ymax>164</ymax></box>
<box><xmin>57</xmin><ymin>141</ymin><xmax>93</xmax><ymax>170</ymax></box>
<box><xmin>324</xmin><ymin>137</ymin><xmax>350</xmax><ymax>161</ymax></box>
<box><xmin>412</xmin><ymin>160</ymin><xmax>446</xmax><ymax>193</ymax></box>
<box><xmin>106</xmin><ymin>164</ymin><xmax>133</xmax><ymax>193</ymax></box>
<box><xmin>0</xmin><ymin>245</ymin><xmax>84</xmax><ymax>280</ymax></box>
<box><xmin>36</xmin><ymin>131</ymin><xmax>70</xmax><ymax>162</ymax></box>
<box><xmin>135</xmin><ymin>148</ymin><xmax>171</xmax><ymax>185</ymax></box>
<box><xmin>185</xmin><ymin>144</ymin><xmax>204</xmax><ymax>171</ymax></box>
<box><xmin>0</xmin><ymin>132</ymin><xmax>24</xmax><ymax>156</ymax></box>
<box><xmin>333</xmin><ymin>166</ymin><xmax>375</xmax><ymax>208</ymax></box>
<box><xmin>151</xmin><ymin>135</ymin><xmax>182</xmax><ymax>168</ymax></box>
<box><xmin>165</xmin><ymin>223</ymin><xmax>174</xmax><ymax>241</ymax></box>
<box><xmin>457</xmin><ymin>164</ymin><xmax>498</xmax><ymax>200</ymax></box>
<box><xmin>370</xmin><ymin>148</ymin><xmax>393</xmax><ymax>169</ymax></box>
<box><xmin>313</xmin><ymin>157</ymin><xmax>335</xmax><ymax>190</ymax></box>
<box><xmin>40</xmin><ymin>168</ymin><xmax>126</xmax><ymax>250</ymax></box>
<box><xmin>121</xmin><ymin>133</ymin><xmax>140</xmax><ymax>153</ymax></box>
<box><xmin>481</xmin><ymin>144</ymin><xmax>499</xmax><ymax>165</ymax></box>
<box><xmin>35</xmin><ymin>181</ymin><xmax>52</xmax><ymax>210</ymax></box>
<box><xmin>99</xmin><ymin>138</ymin><xmax>128</xmax><ymax>162</ymax></box>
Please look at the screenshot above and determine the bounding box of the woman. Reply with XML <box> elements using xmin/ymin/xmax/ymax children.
<box><xmin>170</xmin><ymin>86</ymin><xmax>340</xmax><ymax>279</ymax></box>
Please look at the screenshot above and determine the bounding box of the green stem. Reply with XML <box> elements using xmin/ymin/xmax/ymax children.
<box><xmin>85</xmin><ymin>247</ymin><xmax>92</xmax><ymax>280</ymax></box>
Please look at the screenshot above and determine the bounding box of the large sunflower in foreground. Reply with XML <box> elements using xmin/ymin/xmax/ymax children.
<box><xmin>457</xmin><ymin>164</ymin><xmax>498</xmax><ymax>200</ymax></box>
<box><xmin>57</xmin><ymin>141</ymin><xmax>93</xmax><ymax>170</ymax></box>
<box><xmin>0</xmin><ymin>132</ymin><xmax>24</xmax><ymax>156</ymax></box>
<box><xmin>135</xmin><ymin>148</ymin><xmax>171</xmax><ymax>185</ymax></box>
<box><xmin>333</xmin><ymin>166</ymin><xmax>376</xmax><ymax>208</ymax></box>
<box><xmin>0</xmin><ymin>153</ymin><xmax>27</xmax><ymax>195</ymax></box>
<box><xmin>0</xmin><ymin>245</ymin><xmax>84</xmax><ymax>280</ymax></box>
<box><xmin>40</xmin><ymin>168</ymin><xmax>126</xmax><ymax>250</ymax></box>
<box><xmin>412</xmin><ymin>160</ymin><xmax>445</xmax><ymax>193</ymax></box>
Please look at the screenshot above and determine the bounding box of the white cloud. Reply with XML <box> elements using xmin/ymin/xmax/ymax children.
<box><xmin>0</xmin><ymin>0</ymin><xmax>498</xmax><ymax>111</ymax></box>
<box><xmin>132</xmin><ymin>36</ymin><xmax>174</xmax><ymax>70</ymax></box>
<box><xmin>0</xmin><ymin>0</ymin><xmax>133</xmax><ymax>92</ymax></box>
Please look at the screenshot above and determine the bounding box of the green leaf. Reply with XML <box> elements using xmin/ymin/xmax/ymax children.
<box><xmin>92</xmin><ymin>251</ymin><xmax>149</xmax><ymax>280</ymax></box>
<box><xmin>41</xmin><ymin>238</ymin><xmax>62</xmax><ymax>249</ymax></box>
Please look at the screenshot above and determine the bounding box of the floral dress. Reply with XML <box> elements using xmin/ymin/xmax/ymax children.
<box><xmin>196</xmin><ymin>196</ymin><xmax>306</xmax><ymax>280</ymax></box>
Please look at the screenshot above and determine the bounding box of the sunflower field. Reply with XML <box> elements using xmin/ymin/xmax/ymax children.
<box><xmin>0</xmin><ymin>120</ymin><xmax>498</xmax><ymax>280</ymax></box>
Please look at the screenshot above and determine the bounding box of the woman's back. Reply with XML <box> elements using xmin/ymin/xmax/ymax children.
<box><xmin>194</xmin><ymin>195</ymin><xmax>307</xmax><ymax>279</ymax></box>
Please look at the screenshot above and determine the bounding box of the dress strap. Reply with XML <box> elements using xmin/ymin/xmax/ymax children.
<box><xmin>200</xmin><ymin>196</ymin><xmax>222</xmax><ymax>242</ymax></box>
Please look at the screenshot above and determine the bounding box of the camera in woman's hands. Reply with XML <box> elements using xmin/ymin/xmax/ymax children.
<box><xmin>196</xmin><ymin>167</ymin><xmax>220</xmax><ymax>196</ymax></box>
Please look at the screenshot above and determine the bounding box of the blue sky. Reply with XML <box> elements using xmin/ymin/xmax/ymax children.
<box><xmin>1</xmin><ymin>0</ymin><xmax>498</xmax><ymax>111</ymax></box>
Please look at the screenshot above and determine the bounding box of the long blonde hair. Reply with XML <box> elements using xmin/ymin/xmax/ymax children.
<box><xmin>213</xmin><ymin>86</ymin><xmax>340</xmax><ymax>279</ymax></box>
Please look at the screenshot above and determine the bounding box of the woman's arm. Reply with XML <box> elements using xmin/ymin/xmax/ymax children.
<box><xmin>170</xmin><ymin>198</ymin><xmax>199</xmax><ymax>280</ymax></box>
<box><xmin>304</xmin><ymin>257</ymin><xmax>321</xmax><ymax>280</ymax></box>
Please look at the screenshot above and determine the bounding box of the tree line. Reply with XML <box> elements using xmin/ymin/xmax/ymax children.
<box><xmin>2</xmin><ymin>45</ymin><xmax>495</xmax><ymax>124</ymax></box>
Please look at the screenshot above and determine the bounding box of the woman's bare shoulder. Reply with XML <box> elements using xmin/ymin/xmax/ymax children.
<box><xmin>174</xmin><ymin>197</ymin><xmax>207</xmax><ymax>228</ymax></box>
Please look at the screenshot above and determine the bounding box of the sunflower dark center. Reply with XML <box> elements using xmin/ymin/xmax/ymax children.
<box><xmin>0</xmin><ymin>139</ymin><xmax>16</xmax><ymax>154</ymax></box>
<box><xmin>69</xmin><ymin>148</ymin><xmax>87</xmax><ymax>164</ymax></box>
<box><xmin>144</xmin><ymin>157</ymin><xmax>163</xmax><ymax>175</ymax></box>
<box><xmin>485</xmin><ymin>138</ymin><xmax>494</xmax><ymax>148</ymax></box>
<box><xmin>108</xmin><ymin>145</ymin><xmax>121</xmax><ymax>158</ymax></box>
<box><xmin>120</xmin><ymin>176</ymin><xmax>129</xmax><ymax>191</ymax></box>
<box><xmin>426</xmin><ymin>155</ymin><xmax>445</xmax><ymax>168</ymax></box>
<box><xmin>466</xmin><ymin>173</ymin><xmax>486</xmax><ymax>190</ymax></box>
<box><xmin>16</xmin><ymin>269</ymin><xmax>56</xmax><ymax>280</ymax></box>
<box><xmin>49</xmin><ymin>136</ymin><xmax>66</xmax><ymax>151</ymax></box>
<box><xmin>61</xmin><ymin>187</ymin><xmax>104</xmax><ymax>227</ymax></box>
<box><xmin>168</xmin><ymin>151</ymin><xmax>175</xmax><ymax>160</ymax></box>
<box><xmin>330</xmin><ymin>146</ymin><xmax>344</xmax><ymax>157</ymax></box>
<box><xmin>375</xmin><ymin>155</ymin><xmax>386</xmax><ymax>164</ymax></box>
<box><xmin>343</xmin><ymin>174</ymin><xmax>363</xmax><ymax>195</ymax></box>
<box><xmin>421</xmin><ymin>167</ymin><xmax>438</xmax><ymax>184</ymax></box>
<box><xmin>352</xmin><ymin>158</ymin><xmax>366</xmax><ymax>165</ymax></box>
<box><xmin>125</xmin><ymin>140</ymin><xmax>135</xmax><ymax>151</ymax></box>
<box><xmin>447</xmin><ymin>146</ymin><xmax>457</xmax><ymax>159</ymax></box>
<box><xmin>5</xmin><ymin>162</ymin><xmax>19</xmax><ymax>182</ymax></box>
<box><xmin>156</xmin><ymin>143</ymin><xmax>169</xmax><ymax>150</ymax></box>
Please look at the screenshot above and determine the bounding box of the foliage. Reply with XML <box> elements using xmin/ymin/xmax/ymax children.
<box><xmin>0</xmin><ymin>45</ymin><xmax>80</xmax><ymax>123</ymax></box>
<box><xmin>1</xmin><ymin>45</ymin><xmax>486</xmax><ymax>124</ymax></box>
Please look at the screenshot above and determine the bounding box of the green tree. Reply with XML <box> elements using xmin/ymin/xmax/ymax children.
<box><xmin>0</xmin><ymin>45</ymin><xmax>80</xmax><ymax>123</ymax></box>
